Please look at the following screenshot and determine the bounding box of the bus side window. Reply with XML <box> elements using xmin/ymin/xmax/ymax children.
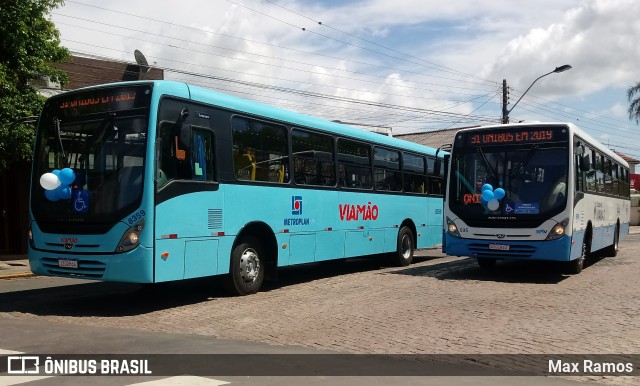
<box><xmin>373</xmin><ymin>147</ymin><xmax>401</xmax><ymax>191</ymax></box>
<box><xmin>291</xmin><ymin>129</ymin><xmax>335</xmax><ymax>186</ymax></box>
<box><xmin>403</xmin><ymin>153</ymin><xmax>426</xmax><ymax>194</ymax></box>
<box><xmin>427</xmin><ymin>156</ymin><xmax>444</xmax><ymax>196</ymax></box>
<box><xmin>585</xmin><ymin>150</ymin><xmax>596</xmax><ymax>192</ymax></box>
<box><xmin>337</xmin><ymin>139</ymin><xmax>372</xmax><ymax>189</ymax></box>
<box><xmin>231</xmin><ymin>116</ymin><xmax>289</xmax><ymax>183</ymax></box>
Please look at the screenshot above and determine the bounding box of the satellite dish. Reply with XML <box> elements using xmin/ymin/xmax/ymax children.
<box><xmin>134</xmin><ymin>50</ymin><xmax>151</xmax><ymax>78</ymax></box>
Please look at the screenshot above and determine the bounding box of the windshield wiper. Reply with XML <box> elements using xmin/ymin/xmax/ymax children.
<box><xmin>53</xmin><ymin>117</ymin><xmax>68</xmax><ymax>168</ymax></box>
<box><xmin>87</xmin><ymin>112</ymin><xmax>116</xmax><ymax>149</ymax></box>
<box><xmin>476</xmin><ymin>147</ymin><xmax>497</xmax><ymax>181</ymax></box>
<box><xmin>509</xmin><ymin>145</ymin><xmax>539</xmax><ymax>178</ymax></box>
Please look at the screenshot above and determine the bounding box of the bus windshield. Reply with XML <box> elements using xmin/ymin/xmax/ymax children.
<box><xmin>31</xmin><ymin>85</ymin><xmax>152</xmax><ymax>233</ymax></box>
<box><xmin>449</xmin><ymin>129</ymin><xmax>569</xmax><ymax>227</ymax></box>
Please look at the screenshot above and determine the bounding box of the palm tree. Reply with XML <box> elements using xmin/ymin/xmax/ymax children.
<box><xmin>628</xmin><ymin>81</ymin><xmax>640</xmax><ymax>123</ymax></box>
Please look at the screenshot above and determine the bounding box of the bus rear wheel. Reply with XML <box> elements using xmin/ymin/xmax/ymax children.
<box><xmin>225</xmin><ymin>237</ymin><xmax>265</xmax><ymax>296</ymax></box>
<box><xmin>390</xmin><ymin>226</ymin><xmax>414</xmax><ymax>266</ymax></box>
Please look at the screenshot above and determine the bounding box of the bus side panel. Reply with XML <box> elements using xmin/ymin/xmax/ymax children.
<box><xmin>415</xmin><ymin>196</ymin><xmax>442</xmax><ymax>249</ymax></box>
<box><xmin>289</xmin><ymin>234</ymin><xmax>315</xmax><ymax>265</ymax></box>
<box><xmin>570</xmin><ymin>229</ymin><xmax>586</xmax><ymax>261</ymax></box>
<box><xmin>185</xmin><ymin>239</ymin><xmax>219</xmax><ymax>279</ymax></box>
<box><xmin>155</xmin><ymin>191</ymin><xmax>224</xmax><ymax>282</ymax></box>
<box><xmin>344</xmin><ymin>229</ymin><xmax>384</xmax><ymax>257</ymax></box>
<box><xmin>316</xmin><ymin>231</ymin><xmax>345</xmax><ymax>261</ymax></box>
<box><xmin>155</xmin><ymin>238</ymin><xmax>185</xmax><ymax>282</ymax></box>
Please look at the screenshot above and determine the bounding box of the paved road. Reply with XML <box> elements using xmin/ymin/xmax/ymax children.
<box><xmin>1</xmin><ymin>232</ymin><xmax>639</xmax><ymax>385</ymax></box>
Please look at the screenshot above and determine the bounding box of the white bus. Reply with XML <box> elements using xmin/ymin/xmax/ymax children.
<box><xmin>443</xmin><ymin>122</ymin><xmax>631</xmax><ymax>273</ymax></box>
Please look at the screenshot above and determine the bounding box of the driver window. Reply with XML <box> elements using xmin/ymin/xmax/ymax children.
<box><xmin>157</xmin><ymin>121</ymin><xmax>215</xmax><ymax>187</ymax></box>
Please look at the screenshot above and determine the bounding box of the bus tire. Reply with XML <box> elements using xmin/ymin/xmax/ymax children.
<box><xmin>477</xmin><ymin>258</ymin><xmax>497</xmax><ymax>269</ymax></box>
<box><xmin>390</xmin><ymin>226</ymin><xmax>414</xmax><ymax>266</ymax></box>
<box><xmin>225</xmin><ymin>237</ymin><xmax>265</xmax><ymax>296</ymax></box>
<box><xmin>603</xmin><ymin>224</ymin><xmax>619</xmax><ymax>257</ymax></box>
<box><xmin>566</xmin><ymin>238</ymin><xmax>588</xmax><ymax>274</ymax></box>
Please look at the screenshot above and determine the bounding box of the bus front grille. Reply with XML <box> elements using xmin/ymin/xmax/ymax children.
<box><xmin>41</xmin><ymin>257</ymin><xmax>106</xmax><ymax>279</ymax></box>
<box><xmin>468</xmin><ymin>243</ymin><xmax>537</xmax><ymax>259</ymax></box>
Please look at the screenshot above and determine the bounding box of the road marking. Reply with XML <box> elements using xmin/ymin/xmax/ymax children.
<box><xmin>0</xmin><ymin>376</ymin><xmax>55</xmax><ymax>386</ymax></box>
<box><xmin>0</xmin><ymin>350</ymin><xmax>21</xmax><ymax>355</ymax></box>
<box><xmin>127</xmin><ymin>376</ymin><xmax>230</xmax><ymax>385</ymax></box>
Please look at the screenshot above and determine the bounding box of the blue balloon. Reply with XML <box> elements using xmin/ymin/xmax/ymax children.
<box><xmin>45</xmin><ymin>189</ymin><xmax>59</xmax><ymax>201</ymax></box>
<box><xmin>482</xmin><ymin>189</ymin><xmax>494</xmax><ymax>202</ymax></box>
<box><xmin>494</xmin><ymin>188</ymin><xmax>505</xmax><ymax>200</ymax></box>
<box><xmin>481</xmin><ymin>183</ymin><xmax>493</xmax><ymax>192</ymax></box>
<box><xmin>59</xmin><ymin>168</ymin><xmax>76</xmax><ymax>185</ymax></box>
<box><xmin>52</xmin><ymin>169</ymin><xmax>61</xmax><ymax>176</ymax></box>
<box><xmin>55</xmin><ymin>185</ymin><xmax>72</xmax><ymax>200</ymax></box>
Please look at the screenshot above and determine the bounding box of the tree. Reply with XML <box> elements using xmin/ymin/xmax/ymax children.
<box><xmin>0</xmin><ymin>0</ymin><xmax>70</xmax><ymax>171</ymax></box>
<box><xmin>628</xmin><ymin>81</ymin><xmax>640</xmax><ymax>124</ymax></box>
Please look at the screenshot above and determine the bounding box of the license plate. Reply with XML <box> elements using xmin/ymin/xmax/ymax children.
<box><xmin>488</xmin><ymin>243</ymin><xmax>509</xmax><ymax>251</ymax></box>
<box><xmin>58</xmin><ymin>258</ymin><xmax>78</xmax><ymax>269</ymax></box>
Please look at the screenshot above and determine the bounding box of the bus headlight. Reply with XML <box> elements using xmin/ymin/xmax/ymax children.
<box><xmin>117</xmin><ymin>220</ymin><xmax>144</xmax><ymax>253</ymax></box>
<box><xmin>546</xmin><ymin>218</ymin><xmax>569</xmax><ymax>241</ymax></box>
<box><xmin>446</xmin><ymin>217</ymin><xmax>461</xmax><ymax>238</ymax></box>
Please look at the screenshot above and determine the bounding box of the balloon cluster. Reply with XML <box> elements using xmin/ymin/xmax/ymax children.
<box><xmin>481</xmin><ymin>183</ymin><xmax>505</xmax><ymax>211</ymax></box>
<box><xmin>40</xmin><ymin>168</ymin><xmax>76</xmax><ymax>201</ymax></box>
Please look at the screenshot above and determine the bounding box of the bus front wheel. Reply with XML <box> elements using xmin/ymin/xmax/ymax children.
<box><xmin>390</xmin><ymin>226</ymin><xmax>414</xmax><ymax>266</ymax></box>
<box><xmin>603</xmin><ymin>224</ymin><xmax>619</xmax><ymax>257</ymax></box>
<box><xmin>566</xmin><ymin>238</ymin><xmax>588</xmax><ymax>275</ymax></box>
<box><xmin>225</xmin><ymin>237</ymin><xmax>265</xmax><ymax>296</ymax></box>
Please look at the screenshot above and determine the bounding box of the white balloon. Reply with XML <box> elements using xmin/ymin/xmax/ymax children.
<box><xmin>40</xmin><ymin>172</ymin><xmax>61</xmax><ymax>190</ymax></box>
<box><xmin>487</xmin><ymin>199</ymin><xmax>500</xmax><ymax>211</ymax></box>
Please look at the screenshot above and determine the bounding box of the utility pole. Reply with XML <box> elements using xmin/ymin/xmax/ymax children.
<box><xmin>501</xmin><ymin>65</ymin><xmax>572</xmax><ymax>124</ymax></box>
<box><xmin>502</xmin><ymin>79</ymin><xmax>509</xmax><ymax>124</ymax></box>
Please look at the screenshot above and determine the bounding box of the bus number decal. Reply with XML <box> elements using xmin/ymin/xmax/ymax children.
<box><xmin>127</xmin><ymin>210</ymin><xmax>145</xmax><ymax>225</ymax></box>
<box><xmin>339</xmin><ymin>203</ymin><xmax>379</xmax><ymax>221</ymax></box>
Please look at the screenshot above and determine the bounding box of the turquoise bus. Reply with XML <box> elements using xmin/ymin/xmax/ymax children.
<box><xmin>444</xmin><ymin>122</ymin><xmax>631</xmax><ymax>273</ymax></box>
<box><xmin>29</xmin><ymin>80</ymin><xmax>445</xmax><ymax>294</ymax></box>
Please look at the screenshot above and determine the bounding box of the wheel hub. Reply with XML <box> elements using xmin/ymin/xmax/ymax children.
<box><xmin>239</xmin><ymin>248</ymin><xmax>260</xmax><ymax>283</ymax></box>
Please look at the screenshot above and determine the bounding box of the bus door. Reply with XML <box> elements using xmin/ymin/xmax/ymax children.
<box><xmin>154</xmin><ymin>102</ymin><xmax>219</xmax><ymax>282</ymax></box>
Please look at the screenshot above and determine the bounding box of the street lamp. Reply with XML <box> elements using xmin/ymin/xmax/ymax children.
<box><xmin>502</xmin><ymin>64</ymin><xmax>572</xmax><ymax>124</ymax></box>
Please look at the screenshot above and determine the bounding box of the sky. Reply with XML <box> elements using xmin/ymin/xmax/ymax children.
<box><xmin>49</xmin><ymin>0</ymin><xmax>640</xmax><ymax>160</ymax></box>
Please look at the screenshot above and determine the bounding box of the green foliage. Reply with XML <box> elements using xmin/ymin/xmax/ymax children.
<box><xmin>0</xmin><ymin>0</ymin><xmax>70</xmax><ymax>170</ymax></box>
<box><xmin>628</xmin><ymin>82</ymin><xmax>640</xmax><ymax>124</ymax></box>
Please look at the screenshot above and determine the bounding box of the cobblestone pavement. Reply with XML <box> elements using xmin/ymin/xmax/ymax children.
<box><xmin>2</xmin><ymin>234</ymin><xmax>639</xmax><ymax>384</ymax></box>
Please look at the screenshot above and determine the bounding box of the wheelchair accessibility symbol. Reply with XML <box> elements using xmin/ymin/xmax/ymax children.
<box><xmin>72</xmin><ymin>190</ymin><xmax>89</xmax><ymax>213</ymax></box>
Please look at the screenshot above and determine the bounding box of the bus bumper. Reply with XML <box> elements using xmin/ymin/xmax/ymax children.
<box><xmin>29</xmin><ymin>245</ymin><xmax>154</xmax><ymax>283</ymax></box>
<box><xmin>444</xmin><ymin>234</ymin><xmax>573</xmax><ymax>262</ymax></box>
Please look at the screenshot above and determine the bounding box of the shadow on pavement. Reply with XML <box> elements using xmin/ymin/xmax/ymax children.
<box><xmin>0</xmin><ymin>255</ymin><xmax>393</xmax><ymax>318</ymax></box>
<box><xmin>389</xmin><ymin>256</ymin><xmax>575</xmax><ymax>284</ymax></box>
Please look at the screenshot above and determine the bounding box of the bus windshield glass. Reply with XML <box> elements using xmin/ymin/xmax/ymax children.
<box><xmin>31</xmin><ymin>85</ymin><xmax>152</xmax><ymax>232</ymax></box>
<box><xmin>449</xmin><ymin>125</ymin><xmax>569</xmax><ymax>226</ymax></box>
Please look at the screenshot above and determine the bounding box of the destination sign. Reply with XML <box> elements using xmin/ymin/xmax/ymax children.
<box><xmin>460</xmin><ymin>127</ymin><xmax>567</xmax><ymax>146</ymax></box>
<box><xmin>48</xmin><ymin>85</ymin><xmax>152</xmax><ymax>118</ymax></box>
